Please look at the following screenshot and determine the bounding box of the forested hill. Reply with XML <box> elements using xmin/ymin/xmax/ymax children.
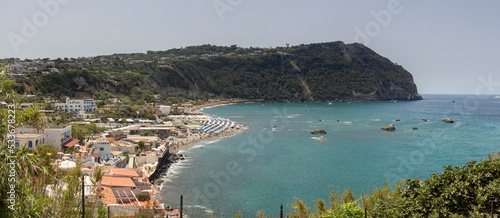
<box><xmin>16</xmin><ymin>41</ymin><xmax>422</xmax><ymax>102</ymax></box>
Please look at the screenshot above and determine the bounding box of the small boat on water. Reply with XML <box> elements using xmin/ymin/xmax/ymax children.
<box><xmin>272</xmin><ymin>126</ymin><xmax>277</xmax><ymax>131</ymax></box>
<box><xmin>494</xmin><ymin>96</ymin><xmax>500</xmax><ymax>99</ymax></box>
<box><xmin>327</xmin><ymin>102</ymin><xmax>333</xmax><ymax>105</ymax></box>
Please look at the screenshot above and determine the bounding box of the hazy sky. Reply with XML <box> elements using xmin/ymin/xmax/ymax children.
<box><xmin>1</xmin><ymin>0</ymin><xmax>500</xmax><ymax>94</ymax></box>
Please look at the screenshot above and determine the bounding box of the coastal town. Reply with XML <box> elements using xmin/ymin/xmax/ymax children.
<box><xmin>9</xmin><ymin>95</ymin><xmax>244</xmax><ymax>217</ymax></box>
<box><xmin>3</xmin><ymin>0</ymin><xmax>500</xmax><ymax>216</ymax></box>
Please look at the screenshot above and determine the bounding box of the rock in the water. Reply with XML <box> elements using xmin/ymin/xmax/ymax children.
<box><xmin>413</xmin><ymin>127</ymin><xmax>418</xmax><ymax>130</ymax></box>
<box><xmin>421</xmin><ymin>119</ymin><xmax>428</xmax><ymax>122</ymax></box>
<box><xmin>381</xmin><ymin>124</ymin><xmax>396</xmax><ymax>131</ymax></box>
<box><xmin>311</xmin><ymin>129</ymin><xmax>327</xmax><ymax>134</ymax></box>
<box><xmin>442</xmin><ymin>118</ymin><xmax>454</xmax><ymax>123</ymax></box>
<box><xmin>395</xmin><ymin>119</ymin><xmax>401</xmax><ymax>122</ymax></box>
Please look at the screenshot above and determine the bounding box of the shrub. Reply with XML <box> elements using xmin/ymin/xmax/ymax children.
<box><xmin>323</xmin><ymin>202</ymin><xmax>364</xmax><ymax>218</ymax></box>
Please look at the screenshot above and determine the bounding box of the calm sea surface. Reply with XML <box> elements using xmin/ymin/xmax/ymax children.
<box><xmin>159</xmin><ymin>94</ymin><xmax>500</xmax><ymax>216</ymax></box>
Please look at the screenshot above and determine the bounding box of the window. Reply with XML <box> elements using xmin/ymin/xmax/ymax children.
<box><xmin>100</xmin><ymin>147</ymin><xmax>104</xmax><ymax>151</ymax></box>
<box><xmin>28</xmin><ymin>141</ymin><xmax>33</xmax><ymax>148</ymax></box>
<box><xmin>15</xmin><ymin>142</ymin><xmax>19</xmax><ymax>148</ymax></box>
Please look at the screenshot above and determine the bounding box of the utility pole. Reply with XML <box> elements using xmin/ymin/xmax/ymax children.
<box><xmin>180</xmin><ymin>195</ymin><xmax>183</xmax><ymax>218</ymax></box>
<box><xmin>82</xmin><ymin>175</ymin><xmax>85</xmax><ymax>218</ymax></box>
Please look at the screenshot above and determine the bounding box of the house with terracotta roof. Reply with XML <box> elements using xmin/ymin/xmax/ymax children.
<box><xmin>19</xmin><ymin>103</ymin><xmax>33</xmax><ymax>111</ymax></box>
<box><xmin>98</xmin><ymin>169</ymin><xmax>167</xmax><ymax>216</ymax></box>
<box><xmin>101</xmin><ymin>175</ymin><xmax>136</xmax><ymax>189</ymax></box>
<box><xmin>111</xmin><ymin>168</ymin><xmax>139</xmax><ymax>178</ymax></box>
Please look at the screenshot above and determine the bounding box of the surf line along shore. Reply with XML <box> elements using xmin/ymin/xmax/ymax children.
<box><xmin>148</xmin><ymin>102</ymin><xmax>246</xmax><ymax>187</ymax></box>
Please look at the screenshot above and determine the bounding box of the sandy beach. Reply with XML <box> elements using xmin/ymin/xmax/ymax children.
<box><xmin>167</xmin><ymin>126</ymin><xmax>243</xmax><ymax>154</ymax></box>
<box><xmin>166</xmin><ymin>100</ymin><xmax>246</xmax><ymax>154</ymax></box>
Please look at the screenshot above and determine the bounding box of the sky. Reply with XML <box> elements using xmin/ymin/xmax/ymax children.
<box><xmin>1</xmin><ymin>0</ymin><xmax>500</xmax><ymax>95</ymax></box>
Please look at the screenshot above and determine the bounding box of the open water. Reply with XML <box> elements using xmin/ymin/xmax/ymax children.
<box><xmin>159</xmin><ymin>94</ymin><xmax>500</xmax><ymax>216</ymax></box>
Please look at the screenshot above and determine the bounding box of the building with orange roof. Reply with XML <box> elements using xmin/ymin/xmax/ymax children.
<box><xmin>101</xmin><ymin>175</ymin><xmax>136</xmax><ymax>189</ymax></box>
<box><xmin>111</xmin><ymin>168</ymin><xmax>140</xmax><ymax>178</ymax></box>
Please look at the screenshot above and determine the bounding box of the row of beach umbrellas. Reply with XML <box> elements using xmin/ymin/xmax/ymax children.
<box><xmin>200</xmin><ymin>116</ymin><xmax>235</xmax><ymax>134</ymax></box>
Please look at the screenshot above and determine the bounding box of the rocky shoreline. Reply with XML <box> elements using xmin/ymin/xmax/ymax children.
<box><xmin>151</xmin><ymin>153</ymin><xmax>186</xmax><ymax>186</ymax></box>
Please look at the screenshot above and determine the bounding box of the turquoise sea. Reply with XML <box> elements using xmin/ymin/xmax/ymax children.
<box><xmin>159</xmin><ymin>94</ymin><xmax>500</xmax><ymax>216</ymax></box>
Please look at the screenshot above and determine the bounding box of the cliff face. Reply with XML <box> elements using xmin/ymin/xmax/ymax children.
<box><xmin>281</xmin><ymin>42</ymin><xmax>422</xmax><ymax>102</ymax></box>
<box><xmin>21</xmin><ymin>41</ymin><xmax>422</xmax><ymax>102</ymax></box>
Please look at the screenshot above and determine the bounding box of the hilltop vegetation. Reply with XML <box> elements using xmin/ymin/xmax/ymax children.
<box><xmin>14</xmin><ymin>41</ymin><xmax>421</xmax><ymax>102</ymax></box>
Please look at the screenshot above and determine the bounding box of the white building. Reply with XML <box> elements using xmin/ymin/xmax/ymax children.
<box><xmin>45</xmin><ymin>126</ymin><xmax>77</xmax><ymax>151</ymax></box>
<box><xmin>14</xmin><ymin>133</ymin><xmax>47</xmax><ymax>150</ymax></box>
<box><xmin>14</xmin><ymin>125</ymin><xmax>77</xmax><ymax>151</ymax></box>
<box><xmin>92</xmin><ymin>141</ymin><xmax>113</xmax><ymax>158</ymax></box>
<box><xmin>55</xmin><ymin>97</ymin><xmax>97</xmax><ymax>114</ymax></box>
<box><xmin>160</xmin><ymin>106</ymin><xmax>171</xmax><ymax>115</ymax></box>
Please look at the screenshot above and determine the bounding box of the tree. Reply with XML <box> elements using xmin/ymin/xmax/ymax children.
<box><xmin>96</xmin><ymin>101</ymin><xmax>105</xmax><ymax>108</ymax></box>
<box><xmin>138</xmin><ymin>141</ymin><xmax>145</xmax><ymax>149</ymax></box>
<box><xmin>18</xmin><ymin>106</ymin><xmax>47</xmax><ymax>133</ymax></box>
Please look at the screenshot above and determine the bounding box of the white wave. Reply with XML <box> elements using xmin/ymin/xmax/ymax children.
<box><xmin>286</xmin><ymin>114</ymin><xmax>301</xmax><ymax>118</ymax></box>
<box><xmin>159</xmin><ymin>159</ymin><xmax>192</xmax><ymax>184</ymax></box>
<box><xmin>311</xmin><ymin>136</ymin><xmax>326</xmax><ymax>142</ymax></box>
<box><xmin>187</xmin><ymin>205</ymin><xmax>215</xmax><ymax>214</ymax></box>
<box><xmin>227</xmin><ymin>115</ymin><xmax>245</xmax><ymax>118</ymax></box>
<box><xmin>179</xmin><ymin>138</ymin><xmax>224</xmax><ymax>152</ymax></box>
<box><xmin>201</xmin><ymin>103</ymin><xmax>235</xmax><ymax>110</ymax></box>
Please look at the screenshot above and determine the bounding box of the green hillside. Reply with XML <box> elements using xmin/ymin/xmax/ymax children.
<box><xmin>15</xmin><ymin>41</ymin><xmax>422</xmax><ymax>102</ymax></box>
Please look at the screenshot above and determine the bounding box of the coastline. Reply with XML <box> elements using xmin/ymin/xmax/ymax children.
<box><xmin>169</xmin><ymin>100</ymin><xmax>246</xmax><ymax>154</ymax></box>
<box><xmin>152</xmin><ymin>101</ymin><xmax>246</xmax><ymax>191</ymax></box>
<box><xmin>167</xmin><ymin>125</ymin><xmax>244</xmax><ymax>154</ymax></box>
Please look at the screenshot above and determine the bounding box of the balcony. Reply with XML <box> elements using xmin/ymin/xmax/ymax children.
<box><xmin>61</xmin><ymin>136</ymin><xmax>71</xmax><ymax>144</ymax></box>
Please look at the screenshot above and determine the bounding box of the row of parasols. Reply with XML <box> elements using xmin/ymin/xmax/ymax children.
<box><xmin>200</xmin><ymin>115</ymin><xmax>236</xmax><ymax>134</ymax></box>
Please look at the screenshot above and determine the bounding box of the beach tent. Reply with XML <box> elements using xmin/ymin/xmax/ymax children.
<box><xmin>59</xmin><ymin>160</ymin><xmax>76</xmax><ymax>169</ymax></box>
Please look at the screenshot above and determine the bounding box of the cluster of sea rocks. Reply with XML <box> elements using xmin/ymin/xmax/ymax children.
<box><xmin>168</xmin><ymin>153</ymin><xmax>186</xmax><ymax>162</ymax></box>
<box><xmin>380</xmin><ymin>118</ymin><xmax>455</xmax><ymax>131</ymax></box>
<box><xmin>310</xmin><ymin>118</ymin><xmax>456</xmax><ymax>134</ymax></box>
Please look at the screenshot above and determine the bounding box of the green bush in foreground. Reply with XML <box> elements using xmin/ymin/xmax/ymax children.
<box><xmin>323</xmin><ymin>202</ymin><xmax>364</xmax><ymax>218</ymax></box>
